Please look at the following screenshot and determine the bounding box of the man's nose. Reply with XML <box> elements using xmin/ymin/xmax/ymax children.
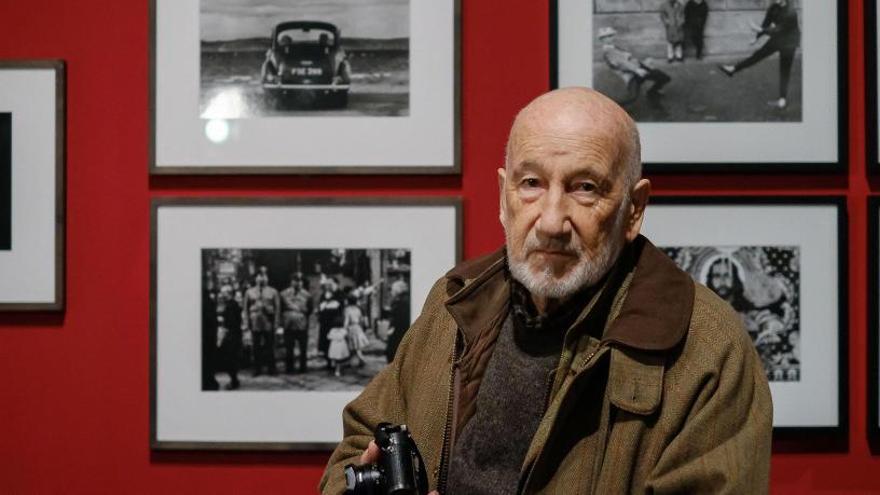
<box><xmin>535</xmin><ymin>187</ymin><xmax>572</xmax><ymax>240</ymax></box>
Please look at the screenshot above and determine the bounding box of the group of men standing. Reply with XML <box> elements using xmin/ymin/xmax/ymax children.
<box><xmin>202</xmin><ymin>265</ymin><xmax>411</xmax><ymax>390</ymax></box>
<box><xmin>203</xmin><ymin>268</ymin><xmax>316</xmax><ymax>390</ymax></box>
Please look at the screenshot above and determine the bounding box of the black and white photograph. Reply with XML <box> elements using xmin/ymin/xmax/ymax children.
<box><xmin>151</xmin><ymin>197</ymin><xmax>460</xmax><ymax>449</ymax></box>
<box><xmin>152</xmin><ymin>0</ymin><xmax>458</xmax><ymax>174</ymax></box>
<box><xmin>591</xmin><ymin>0</ymin><xmax>802</xmax><ymax>122</ymax></box>
<box><xmin>200</xmin><ymin>247</ymin><xmax>411</xmax><ymax>392</ymax></box>
<box><xmin>552</xmin><ymin>0</ymin><xmax>844</xmax><ymax>169</ymax></box>
<box><xmin>642</xmin><ymin>197</ymin><xmax>845</xmax><ymax>434</ymax></box>
<box><xmin>0</xmin><ymin>61</ymin><xmax>64</xmax><ymax>311</ymax></box>
<box><xmin>200</xmin><ymin>0</ymin><xmax>409</xmax><ymax>119</ymax></box>
<box><xmin>660</xmin><ymin>245</ymin><xmax>801</xmax><ymax>382</ymax></box>
<box><xmin>0</xmin><ymin>112</ymin><xmax>10</xmax><ymax>251</ymax></box>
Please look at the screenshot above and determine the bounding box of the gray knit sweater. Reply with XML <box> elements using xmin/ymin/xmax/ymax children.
<box><xmin>445</xmin><ymin>285</ymin><xmax>582</xmax><ymax>495</ymax></box>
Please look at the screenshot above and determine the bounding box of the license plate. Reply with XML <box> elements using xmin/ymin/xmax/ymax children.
<box><xmin>291</xmin><ymin>67</ymin><xmax>323</xmax><ymax>76</ymax></box>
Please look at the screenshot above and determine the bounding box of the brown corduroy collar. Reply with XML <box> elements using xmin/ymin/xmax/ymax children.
<box><xmin>443</xmin><ymin>235</ymin><xmax>694</xmax><ymax>352</ymax></box>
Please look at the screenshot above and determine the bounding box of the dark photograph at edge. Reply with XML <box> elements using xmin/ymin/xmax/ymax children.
<box><xmin>201</xmin><ymin>248</ymin><xmax>412</xmax><ymax>392</ymax></box>
<box><xmin>0</xmin><ymin>112</ymin><xmax>10</xmax><ymax>251</ymax></box>
<box><xmin>199</xmin><ymin>0</ymin><xmax>410</xmax><ymax>118</ymax></box>
<box><xmin>592</xmin><ymin>0</ymin><xmax>802</xmax><ymax>122</ymax></box>
<box><xmin>661</xmin><ymin>245</ymin><xmax>801</xmax><ymax>382</ymax></box>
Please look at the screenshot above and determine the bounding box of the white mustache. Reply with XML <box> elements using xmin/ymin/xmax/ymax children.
<box><xmin>521</xmin><ymin>232</ymin><xmax>583</xmax><ymax>258</ymax></box>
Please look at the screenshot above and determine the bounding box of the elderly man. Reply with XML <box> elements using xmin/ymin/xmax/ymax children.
<box><xmin>320</xmin><ymin>88</ymin><xmax>772</xmax><ymax>494</ymax></box>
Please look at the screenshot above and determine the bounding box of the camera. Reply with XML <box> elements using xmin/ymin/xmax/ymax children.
<box><xmin>343</xmin><ymin>423</ymin><xmax>428</xmax><ymax>495</ymax></box>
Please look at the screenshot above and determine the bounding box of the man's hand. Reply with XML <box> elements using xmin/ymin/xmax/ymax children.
<box><xmin>357</xmin><ymin>441</ymin><xmax>439</xmax><ymax>495</ymax></box>
<box><xmin>359</xmin><ymin>441</ymin><xmax>380</xmax><ymax>465</ymax></box>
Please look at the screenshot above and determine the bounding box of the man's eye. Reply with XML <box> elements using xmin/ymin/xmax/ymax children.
<box><xmin>521</xmin><ymin>178</ymin><xmax>540</xmax><ymax>188</ymax></box>
<box><xmin>575</xmin><ymin>182</ymin><xmax>597</xmax><ymax>193</ymax></box>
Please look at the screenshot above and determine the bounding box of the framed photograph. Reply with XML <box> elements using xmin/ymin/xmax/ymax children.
<box><xmin>868</xmin><ymin>197</ymin><xmax>880</xmax><ymax>448</ymax></box>
<box><xmin>551</xmin><ymin>0</ymin><xmax>846</xmax><ymax>172</ymax></box>
<box><xmin>150</xmin><ymin>197</ymin><xmax>461</xmax><ymax>449</ymax></box>
<box><xmin>0</xmin><ymin>60</ymin><xmax>65</xmax><ymax>311</ymax></box>
<box><xmin>150</xmin><ymin>0</ymin><xmax>460</xmax><ymax>175</ymax></box>
<box><xmin>866</xmin><ymin>0</ymin><xmax>879</xmax><ymax>172</ymax></box>
<box><xmin>642</xmin><ymin>196</ymin><xmax>847</xmax><ymax>435</ymax></box>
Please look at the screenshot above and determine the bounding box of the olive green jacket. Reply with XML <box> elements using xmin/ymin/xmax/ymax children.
<box><xmin>320</xmin><ymin>236</ymin><xmax>772</xmax><ymax>494</ymax></box>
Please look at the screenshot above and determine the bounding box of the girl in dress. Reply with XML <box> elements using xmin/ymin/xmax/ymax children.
<box><xmin>344</xmin><ymin>293</ymin><xmax>370</xmax><ymax>367</ymax></box>
<box><xmin>326</xmin><ymin>315</ymin><xmax>350</xmax><ymax>378</ymax></box>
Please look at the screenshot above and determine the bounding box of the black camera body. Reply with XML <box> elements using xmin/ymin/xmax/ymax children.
<box><xmin>343</xmin><ymin>423</ymin><xmax>429</xmax><ymax>495</ymax></box>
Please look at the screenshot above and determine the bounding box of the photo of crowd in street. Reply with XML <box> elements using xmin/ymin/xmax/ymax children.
<box><xmin>200</xmin><ymin>247</ymin><xmax>411</xmax><ymax>392</ymax></box>
<box><xmin>661</xmin><ymin>245</ymin><xmax>801</xmax><ymax>382</ymax></box>
<box><xmin>593</xmin><ymin>0</ymin><xmax>802</xmax><ymax>122</ymax></box>
<box><xmin>199</xmin><ymin>0</ymin><xmax>410</xmax><ymax>118</ymax></box>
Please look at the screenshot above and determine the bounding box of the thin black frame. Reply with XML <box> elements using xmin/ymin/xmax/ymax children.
<box><xmin>0</xmin><ymin>60</ymin><xmax>66</xmax><ymax>312</ymax></box>
<box><xmin>148</xmin><ymin>0</ymin><xmax>461</xmax><ymax>176</ymax></box>
<box><xmin>649</xmin><ymin>195</ymin><xmax>849</xmax><ymax>439</ymax></box>
<box><xmin>150</xmin><ymin>196</ymin><xmax>463</xmax><ymax>450</ymax></box>
<box><xmin>550</xmin><ymin>1</ymin><xmax>849</xmax><ymax>174</ymax></box>
<box><xmin>868</xmin><ymin>197</ymin><xmax>879</xmax><ymax>450</ymax></box>
<box><xmin>866</xmin><ymin>0</ymin><xmax>879</xmax><ymax>173</ymax></box>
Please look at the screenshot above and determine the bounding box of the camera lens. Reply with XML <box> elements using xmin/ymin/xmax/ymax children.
<box><xmin>344</xmin><ymin>465</ymin><xmax>358</xmax><ymax>491</ymax></box>
<box><xmin>343</xmin><ymin>464</ymin><xmax>384</xmax><ymax>495</ymax></box>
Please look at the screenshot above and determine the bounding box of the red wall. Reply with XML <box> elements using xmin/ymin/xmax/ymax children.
<box><xmin>0</xmin><ymin>0</ymin><xmax>877</xmax><ymax>493</ymax></box>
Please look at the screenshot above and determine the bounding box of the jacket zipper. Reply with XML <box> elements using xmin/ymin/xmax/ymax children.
<box><xmin>515</xmin><ymin>370</ymin><xmax>558</xmax><ymax>495</ymax></box>
<box><xmin>518</xmin><ymin>343</ymin><xmax>606</xmax><ymax>495</ymax></box>
<box><xmin>436</xmin><ymin>331</ymin><xmax>462</xmax><ymax>494</ymax></box>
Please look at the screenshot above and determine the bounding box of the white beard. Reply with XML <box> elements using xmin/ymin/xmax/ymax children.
<box><xmin>505</xmin><ymin>202</ymin><xmax>628</xmax><ymax>300</ymax></box>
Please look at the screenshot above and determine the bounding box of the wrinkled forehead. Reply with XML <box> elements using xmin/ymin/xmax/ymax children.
<box><xmin>508</xmin><ymin>110</ymin><xmax>628</xmax><ymax>171</ymax></box>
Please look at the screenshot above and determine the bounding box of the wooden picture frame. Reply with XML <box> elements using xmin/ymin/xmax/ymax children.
<box><xmin>149</xmin><ymin>0</ymin><xmax>461</xmax><ymax>175</ymax></box>
<box><xmin>867</xmin><ymin>196</ymin><xmax>879</xmax><ymax>450</ymax></box>
<box><xmin>0</xmin><ymin>60</ymin><xmax>65</xmax><ymax>311</ymax></box>
<box><xmin>643</xmin><ymin>195</ymin><xmax>848</xmax><ymax>438</ymax></box>
<box><xmin>150</xmin><ymin>196</ymin><xmax>462</xmax><ymax>450</ymax></box>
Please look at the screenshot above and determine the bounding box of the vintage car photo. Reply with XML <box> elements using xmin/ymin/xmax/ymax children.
<box><xmin>198</xmin><ymin>0</ymin><xmax>411</xmax><ymax>119</ymax></box>
<box><xmin>261</xmin><ymin>21</ymin><xmax>352</xmax><ymax>108</ymax></box>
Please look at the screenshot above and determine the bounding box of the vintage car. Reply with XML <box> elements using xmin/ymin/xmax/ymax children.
<box><xmin>261</xmin><ymin>21</ymin><xmax>351</xmax><ymax>107</ymax></box>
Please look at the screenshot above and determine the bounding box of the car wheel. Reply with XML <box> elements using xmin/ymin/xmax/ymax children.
<box><xmin>330</xmin><ymin>91</ymin><xmax>349</xmax><ymax>109</ymax></box>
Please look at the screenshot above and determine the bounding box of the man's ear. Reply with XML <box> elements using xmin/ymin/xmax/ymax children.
<box><xmin>625</xmin><ymin>178</ymin><xmax>651</xmax><ymax>242</ymax></box>
<box><xmin>498</xmin><ymin>167</ymin><xmax>507</xmax><ymax>228</ymax></box>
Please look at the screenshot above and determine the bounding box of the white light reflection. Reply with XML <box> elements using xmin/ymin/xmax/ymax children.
<box><xmin>201</xmin><ymin>87</ymin><xmax>249</xmax><ymax>119</ymax></box>
<box><xmin>205</xmin><ymin>119</ymin><xmax>230</xmax><ymax>143</ymax></box>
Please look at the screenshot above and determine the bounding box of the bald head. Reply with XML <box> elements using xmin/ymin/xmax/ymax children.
<box><xmin>506</xmin><ymin>87</ymin><xmax>641</xmax><ymax>191</ymax></box>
